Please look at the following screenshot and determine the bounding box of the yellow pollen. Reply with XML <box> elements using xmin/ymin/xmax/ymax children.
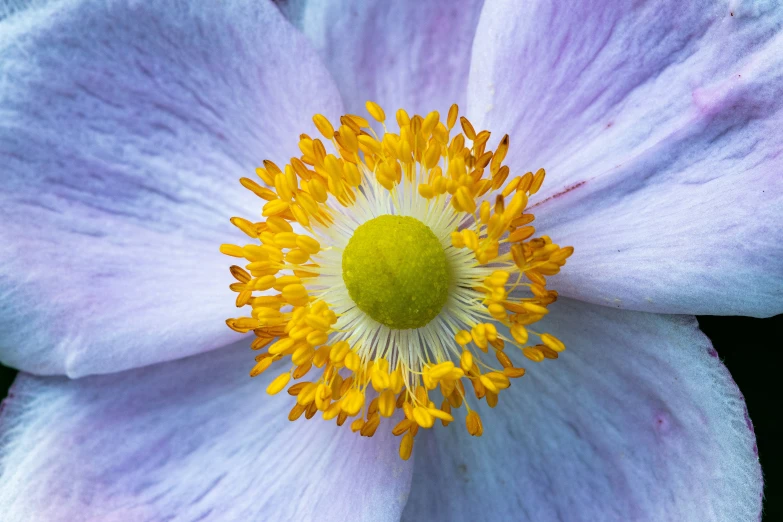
<box><xmin>222</xmin><ymin>101</ymin><xmax>574</xmax><ymax>461</ymax></box>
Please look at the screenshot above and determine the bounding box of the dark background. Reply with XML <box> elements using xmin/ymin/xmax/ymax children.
<box><xmin>0</xmin><ymin>314</ymin><xmax>780</xmax><ymax>519</ymax></box>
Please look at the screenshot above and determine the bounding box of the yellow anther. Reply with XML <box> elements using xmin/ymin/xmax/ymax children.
<box><xmin>365</xmin><ymin>101</ymin><xmax>386</xmax><ymax>122</ymax></box>
<box><xmin>239</xmin><ymin>177</ymin><xmax>276</xmax><ymax>201</ymax></box>
<box><xmin>423</xmin><ymin>142</ymin><xmax>442</xmax><ymax>169</ymax></box>
<box><xmin>421</xmin><ymin>407</ymin><xmax>447</xmax><ymax>422</ymax></box>
<box><xmin>255</xmin><ymin>166</ymin><xmax>275</xmax><ymax>186</ymax></box>
<box><xmin>510</xmin><ymin>324</ymin><xmax>528</xmax><ymax>344</ymax></box>
<box><xmin>503</xmin><ymin>192</ymin><xmax>528</xmax><ymax>221</ymax></box>
<box><xmin>329</xmin><ymin>341</ymin><xmax>352</xmax><ymax>364</ymax></box>
<box><xmin>486</xmin><ymin>372</ymin><xmax>510</xmax><ymax>390</ymax></box>
<box><xmin>264</xmin><ymin>216</ymin><xmax>292</xmax><ymax>233</ymax></box>
<box><xmin>342</xmin><ymin>389</ymin><xmax>365</xmax><ymax>416</ymax></box>
<box><xmin>390</xmin><ymin>367</ymin><xmax>404</xmax><ymax>394</ymax></box>
<box><xmin>460</xmin><ymin>351</ymin><xmax>474</xmax><ymax>373</ymax></box>
<box><xmin>282</xmin><ymin>283</ymin><xmax>308</xmax><ymax>301</ymax></box>
<box><xmin>496</xmin><ymin>350</ymin><xmax>513</xmax><ymax>369</ymax></box>
<box><xmin>263</xmin><ymin>159</ymin><xmax>283</xmax><ymax>176</ymax></box>
<box><xmin>344</xmin><ymin>351</ymin><xmax>361</xmax><ymax>372</ymax></box>
<box><xmin>413</xmin><ymin>407</ymin><xmax>435</xmax><ymax>429</ymax></box>
<box><xmin>529</xmin><ymin>168</ymin><xmax>546</xmax><ymax>194</ymax></box>
<box><xmin>305</xmin><ymin>314</ymin><xmax>331</xmax><ymax>331</ymax></box>
<box><xmin>220</xmin><ymin>244</ymin><xmax>244</xmax><ymax>257</ymax></box>
<box><xmin>262</xmin><ymin>199</ymin><xmax>290</xmax><ymax>217</ymax></box>
<box><xmin>399</xmin><ymin>432</ymin><xmax>414</xmax><ymax>460</ymax></box>
<box><xmin>371</xmin><ymin>368</ymin><xmax>391</xmax><ymax>391</ymax></box>
<box><xmin>508</xmin><ymin>226</ymin><xmax>536</xmax><ymax>243</ymax></box>
<box><xmin>249</xmin><ymin>356</ymin><xmax>274</xmax><ymax>377</ymax></box>
<box><xmin>360</xmin><ymin>415</ymin><xmax>381</xmax><ymax>437</ymax></box>
<box><xmin>268</xmin><ymin>338</ymin><xmax>295</xmax><ymax>355</ymax></box>
<box><xmin>460</xmin><ymin>116</ymin><xmax>477</xmax><ymax>140</ymax></box>
<box><xmin>522</xmin><ymin>302</ymin><xmax>549</xmax><ymax>315</ymax></box>
<box><xmin>306</xmin><ymin>330</ymin><xmax>328</xmax><ymax>346</ymax></box>
<box><xmin>523</xmin><ymin>346</ymin><xmax>545</xmax><ymax>362</ymax></box>
<box><xmin>503</xmin><ymin>367</ymin><xmax>526</xmax><ymax>378</ymax></box>
<box><xmin>447</xmin><ymin>104</ymin><xmax>459</xmax><ymax>129</ymax></box>
<box><xmin>357</xmin><ymin>135</ymin><xmax>382</xmax><ymax>157</ymax></box>
<box><xmin>422</xmin><ymin>111</ymin><xmax>440</xmax><ymax>135</ymax></box>
<box><xmin>350</xmin><ymin>418</ymin><xmax>365</xmax><ymax>432</ymax></box>
<box><xmin>296</xmin><ymin>382</ymin><xmax>318</xmax><ymax>405</ymax></box>
<box><xmin>418</xmin><ymin>183</ymin><xmax>436</xmax><ymax>198</ymax></box>
<box><xmin>378</xmin><ymin>390</ymin><xmax>396</xmax><ymax>417</ymax></box>
<box><xmin>312</xmin><ymin>345</ymin><xmax>331</xmax><ymax>367</ymax></box>
<box><xmin>455</xmin><ymin>330</ymin><xmax>472</xmax><ymax>346</ymax></box>
<box><xmin>266</xmin><ymin>372</ymin><xmax>291</xmax><ymax>395</ymax></box>
<box><xmin>461</xmin><ymin>229</ymin><xmax>479</xmax><ymax>251</ymax></box>
<box><xmin>540</xmin><ymin>333</ymin><xmax>566</xmax><ymax>352</ymax></box>
<box><xmin>393</xmin><ymin>108</ymin><xmax>409</xmax><ymax>127</ymax></box>
<box><xmin>291</xmin><ymin>342</ymin><xmax>314</xmax><ymax>365</ymax></box>
<box><xmin>429</xmin><ymin>361</ymin><xmax>456</xmax><ymax>380</ymax></box>
<box><xmin>285</xmin><ymin>249</ymin><xmax>310</xmax><ymax>265</ymax></box>
<box><xmin>487</xmin><ymin>303</ymin><xmax>507</xmax><ymax>320</ymax></box>
<box><xmin>402</xmin><ymin>401</ymin><xmax>414</xmax><ymax>421</ymax></box>
<box><xmin>466</xmin><ymin>411</ymin><xmax>483</xmax><ymax>436</ymax></box>
<box><xmin>490</xmin><ymin>134</ymin><xmax>509</xmax><ymax>172</ymax></box>
<box><xmin>296</xmin><ymin>235</ymin><xmax>321</xmax><ymax>254</ymax></box>
<box><xmin>479</xmin><ymin>374</ymin><xmax>499</xmax><ymax>394</ymax></box>
<box><xmin>323</xmin><ymin>402</ymin><xmax>342</xmax><ymax>421</ymax></box>
<box><xmin>455</xmin><ymin>186</ymin><xmax>476</xmax><ymax>213</ymax></box>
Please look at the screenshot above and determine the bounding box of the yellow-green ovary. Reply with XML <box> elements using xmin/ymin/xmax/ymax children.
<box><xmin>342</xmin><ymin>215</ymin><xmax>450</xmax><ymax>329</ymax></box>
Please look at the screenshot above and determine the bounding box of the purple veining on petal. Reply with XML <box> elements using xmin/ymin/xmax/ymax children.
<box><xmin>468</xmin><ymin>0</ymin><xmax>783</xmax><ymax>318</ymax></box>
<box><xmin>531</xmin><ymin>180</ymin><xmax>588</xmax><ymax>208</ymax></box>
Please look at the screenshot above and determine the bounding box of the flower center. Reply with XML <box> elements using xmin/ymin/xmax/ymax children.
<box><xmin>342</xmin><ymin>215</ymin><xmax>449</xmax><ymax>329</ymax></box>
<box><xmin>221</xmin><ymin>100</ymin><xmax>575</xmax><ymax>462</ymax></box>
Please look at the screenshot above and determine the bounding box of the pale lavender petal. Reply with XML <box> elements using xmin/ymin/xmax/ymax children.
<box><xmin>469</xmin><ymin>0</ymin><xmax>783</xmax><ymax>317</ymax></box>
<box><xmin>0</xmin><ymin>0</ymin><xmax>343</xmax><ymax>376</ymax></box>
<box><xmin>402</xmin><ymin>298</ymin><xmax>762</xmax><ymax>522</ymax></box>
<box><xmin>0</xmin><ymin>342</ymin><xmax>413</xmax><ymax>521</ymax></box>
<box><xmin>285</xmin><ymin>0</ymin><xmax>484</xmax><ymax>116</ymax></box>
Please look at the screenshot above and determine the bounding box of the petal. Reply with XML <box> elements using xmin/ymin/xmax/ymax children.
<box><xmin>402</xmin><ymin>299</ymin><xmax>762</xmax><ymax>521</ymax></box>
<box><xmin>0</xmin><ymin>0</ymin><xmax>344</xmax><ymax>376</ymax></box>
<box><xmin>286</xmin><ymin>0</ymin><xmax>485</xmax><ymax>116</ymax></box>
<box><xmin>468</xmin><ymin>0</ymin><xmax>783</xmax><ymax>317</ymax></box>
<box><xmin>0</xmin><ymin>342</ymin><xmax>413</xmax><ymax>521</ymax></box>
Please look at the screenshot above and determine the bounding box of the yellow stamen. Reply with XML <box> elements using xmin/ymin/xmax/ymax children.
<box><xmin>222</xmin><ymin>101</ymin><xmax>574</xmax><ymax>460</ymax></box>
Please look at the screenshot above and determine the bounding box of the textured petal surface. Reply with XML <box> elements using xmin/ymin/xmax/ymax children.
<box><xmin>285</xmin><ymin>0</ymin><xmax>484</xmax><ymax>117</ymax></box>
<box><xmin>401</xmin><ymin>298</ymin><xmax>762</xmax><ymax>522</ymax></box>
<box><xmin>0</xmin><ymin>342</ymin><xmax>413</xmax><ymax>521</ymax></box>
<box><xmin>469</xmin><ymin>0</ymin><xmax>783</xmax><ymax>317</ymax></box>
<box><xmin>0</xmin><ymin>0</ymin><xmax>343</xmax><ymax>376</ymax></box>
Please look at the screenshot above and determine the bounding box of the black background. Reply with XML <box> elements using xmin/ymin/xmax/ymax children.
<box><xmin>1</xmin><ymin>314</ymin><xmax>780</xmax><ymax>519</ymax></box>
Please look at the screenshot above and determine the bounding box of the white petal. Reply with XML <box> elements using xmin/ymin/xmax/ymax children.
<box><xmin>402</xmin><ymin>299</ymin><xmax>762</xmax><ymax>521</ymax></box>
<box><xmin>0</xmin><ymin>0</ymin><xmax>343</xmax><ymax>376</ymax></box>
<box><xmin>468</xmin><ymin>0</ymin><xmax>783</xmax><ymax>317</ymax></box>
<box><xmin>0</xmin><ymin>342</ymin><xmax>413</xmax><ymax>521</ymax></box>
<box><xmin>289</xmin><ymin>0</ymin><xmax>484</xmax><ymax>116</ymax></box>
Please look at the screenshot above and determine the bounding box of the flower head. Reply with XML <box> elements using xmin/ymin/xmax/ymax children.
<box><xmin>221</xmin><ymin>103</ymin><xmax>573</xmax><ymax>456</ymax></box>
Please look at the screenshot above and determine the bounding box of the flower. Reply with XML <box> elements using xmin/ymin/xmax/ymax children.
<box><xmin>0</xmin><ymin>0</ymin><xmax>779</xmax><ymax>520</ymax></box>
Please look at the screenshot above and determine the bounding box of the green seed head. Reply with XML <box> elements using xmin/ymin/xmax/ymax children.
<box><xmin>341</xmin><ymin>215</ymin><xmax>450</xmax><ymax>329</ymax></box>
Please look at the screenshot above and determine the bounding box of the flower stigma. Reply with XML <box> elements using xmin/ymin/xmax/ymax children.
<box><xmin>342</xmin><ymin>215</ymin><xmax>450</xmax><ymax>329</ymax></box>
<box><xmin>222</xmin><ymin>102</ymin><xmax>574</xmax><ymax>460</ymax></box>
